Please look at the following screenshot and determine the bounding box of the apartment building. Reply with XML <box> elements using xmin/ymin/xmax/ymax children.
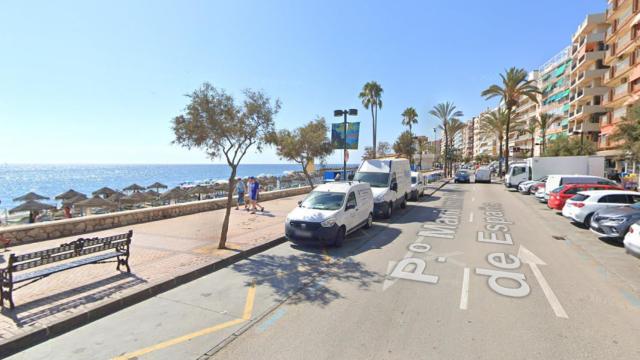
<box><xmin>601</xmin><ymin>0</ymin><xmax>640</xmax><ymax>171</ymax></box>
<box><xmin>512</xmin><ymin>71</ymin><xmax>540</xmax><ymax>158</ymax></box>
<box><xmin>463</xmin><ymin>118</ymin><xmax>475</xmax><ymax>159</ymax></box>
<box><xmin>473</xmin><ymin>108</ymin><xmax>498</xmax><ymax>158</ymax></box>
<box><xmin>569</xmin><ymin>13</ymin><xmax>609</xmax><ymax>153</ymax></box>
<box><xmin>538</xmin><ymin>47</ymin><xmax>573</xmax><ymax>146</ymax></box>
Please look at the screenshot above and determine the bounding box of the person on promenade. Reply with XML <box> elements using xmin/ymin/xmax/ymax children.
<box><xmin>235</xmin><ymin>177</ymin><xmax>247</xmax><ymax>210</ymax></box>
<box><xmin>248</xmin><ymin>177</ymin><xmax>264</xmax><ymax>214</ymax></box>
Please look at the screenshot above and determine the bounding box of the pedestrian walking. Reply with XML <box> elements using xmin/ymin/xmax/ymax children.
<box><xmin>235</xmin><ymin>177</ymin><xmax>247</xmax><ymax>210</ymax></box>
<box><xmin>248</xmin><ymin>176</ymin><xmax>264</xmax><ymax>214</ymax></box>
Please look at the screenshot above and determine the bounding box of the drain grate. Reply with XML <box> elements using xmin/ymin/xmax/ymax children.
<box><xmin>552</xmin><ymin>235</ymin><xmax>566</xmax><ymax>241</ymax></box>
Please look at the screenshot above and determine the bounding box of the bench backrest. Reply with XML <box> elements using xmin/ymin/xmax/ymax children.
<box><xmin>8</xmin><ymin>230</ymin><xmax>132</xmax><ymax>273</ymax></box>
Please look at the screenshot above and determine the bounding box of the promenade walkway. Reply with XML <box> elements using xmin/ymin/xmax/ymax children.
<box><xmin>0</xmin><ymin>193</ymin><xmax>306</xmax><ymax>344</ymax></box>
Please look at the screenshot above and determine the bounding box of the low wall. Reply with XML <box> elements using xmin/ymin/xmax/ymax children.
<box><xmin>0</xmin><ymin>186</ymin><xmax>311</xmax><ymax>246</ymax></box>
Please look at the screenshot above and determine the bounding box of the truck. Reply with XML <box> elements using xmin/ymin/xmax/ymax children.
<box><xmin>504</xmin><ymin>156</ymin><xmax>605</xmax><ymax>189</ymax></box>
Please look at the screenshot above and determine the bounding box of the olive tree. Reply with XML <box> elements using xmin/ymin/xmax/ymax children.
<box><xmin>270</xmin><ymin>117</ymin><xmax>333</xmax><ymax>188</ymax></box>
<box><xmin>172</xmin><ymin>83</ymin><xmax>280</xmax><ymax>249</ymax></box>
<box><xmin>393</xmin><ymin>130</ymin><xmax>414</xmax><ymax>160</ymax></box>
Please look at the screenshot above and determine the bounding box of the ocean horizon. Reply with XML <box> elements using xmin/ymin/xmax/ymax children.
<box><xmin>0</xmin><ymin>163</ymin><xmax>359</xmax><ymax>210</ymax></box>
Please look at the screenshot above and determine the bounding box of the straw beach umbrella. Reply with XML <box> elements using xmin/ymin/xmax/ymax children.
<box><xmin>62</xmin><ymin>194</ymin><xmax>88</xmax><ymax>207</ymax></box>
<box><xmin>13</xmin><ymin>192</ymin><xmax>49</xmax><ymax>202</ymax></box>
<box><xmin>160</xmin><ymin>187</ymin><xmax>189</xmax><ymax>204</ymax></box>
<box><xmin>145</xmin><ymin>189</ymin><xmax>160</xmax><ymax>198</ymax></box>
<box><xmin>121</xmin><ymin>191</ymin><xmax>155</xmax><ymax>205</ymax></box>
<box><xmin>55</xmin><ymin>189</ymin><xmax>85</xmax><ymax>201</ymax></box>
<box><xmin>147</xmin><ymin>182</ymin><xmax>168</xmax><ymax>193</ymax></box>
<box><xmin>93</xmin><ymin>187</ymin><xmax>117</xmax><ymax>198</ymax></box>
<box><xmin>123</xmin><ymin>184</ymin><xmax>146</xmax><ymax>193</ymax></box>
<box><xmin>10</xmin><ymin>200</ymin><xmax>56</xmax><ymax>223</ymax></box>
<box><xmin>74</xmin><ymin>196</ymin><xmax>117</xmax><ymax>215</ymax></box>
<box><xmin>187</xmin><ymin>185</ymin><xmax>211</xmax><ymax>200</ymax></box>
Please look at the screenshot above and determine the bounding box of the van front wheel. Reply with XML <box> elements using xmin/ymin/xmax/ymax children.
<box><xmin>385</xmin><ymin>202</ymin><xmax>393</xmax><ymax>219</ymax></box>
<box><xmin>334</xmin><ymin>227</ymin><xmax>346</xmax><ymax>247</ymax></box>
<box><xmin>400</xmin><ymin>197</ymin><xmax>407</xmax><ymax>209</ymax></box>
<box><xmin>364</xmin><ymin>213</ymin><xmax>373</xmax><ymax>229</ymax></box>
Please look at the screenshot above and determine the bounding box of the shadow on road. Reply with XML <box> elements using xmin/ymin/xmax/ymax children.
<box><xmin>2</xmin><ymin>272</ymin><xmax>146</xmax><ymax>327</ymax></box>
<box><xmin>231</xmin><ymin>252</ymin><xmax>382</xmax><ymax>307</ymax></box>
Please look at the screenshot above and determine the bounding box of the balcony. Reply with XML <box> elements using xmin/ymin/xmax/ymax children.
<box><xmin>572</xmin><ymin>120</ymin><xmax>601</xmax><ymax>133</ymax></box>
<box><xmin>572</xmin><ymin>13</ymin><xmax>606</xmax><ymax>43</ymax></box>
<box><xmin>583</xmin><ymin>68</ymin><xmax>608</xmax><ymax>81</ymax></box>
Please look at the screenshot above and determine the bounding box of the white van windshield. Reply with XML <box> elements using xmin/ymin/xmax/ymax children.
<box><xmin>354</xmin><ymin>172</ymin><xmax>390</xmax><ymax>188</ymax></box>
<box><xmin>411</xmin><ymin>176</ymin><xmax>417</xmax><ymax>184</ymax></box>
<box><xmin>301</xmin><ymin>191</ymin><xmax>345</xmax><ymax>210</ymax></box>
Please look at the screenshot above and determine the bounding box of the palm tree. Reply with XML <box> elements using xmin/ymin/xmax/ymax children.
<box><xmin>534</xmin><ymin>113</ymin><xmax>563</xmax><ymax>155</ymax></box>
<box><xmin>429</xmin><ymin>102</ymin><xmax>463</xmax><ymax>177</ymax></box>
<box><xmin>401</xmin><ymin>107</ymin><xmax>418</xmax><ymax>136</ymax></box>
<box><xmin>416</xmin><ymin>137</ymin><xmax>428</xmax><ymax>170</ymax></box>
<box><xmin>479</xmin><ymin>108</ymin><xmax>508</xmax><ymax>176</ymax></box>
<box><xmin>359</xmin><ymin>81</ymin><xmax>384</xmax><ymax>158</ymax></box>
<box><xmin>481</xmin><ymin>67</ymin><xmax>540</xmax><ymax>173</ymax></box>
<box><xmin>522</xmin><ymin>119</ymin><xmax>538</xmax><ymax>158</ymax></box>
<box><xmin>448</xmin><ymin>119</ymin><xmax>467</xmax><ymax>175</ymax></box>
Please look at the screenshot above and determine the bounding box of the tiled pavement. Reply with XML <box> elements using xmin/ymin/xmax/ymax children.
<box><xmin>0</xmin><ymin>194</ymin><xmax>306</xmax><ymax>342</ymax></box>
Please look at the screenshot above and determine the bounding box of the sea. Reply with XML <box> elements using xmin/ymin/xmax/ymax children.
<box><xmin>0</xmin><ymin>163</ymin><xmax>355</xmax><ymax>211</ymax></box>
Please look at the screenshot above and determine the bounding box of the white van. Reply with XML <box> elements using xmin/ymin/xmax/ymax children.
<box><xmin>475</xmin><ymin>167</ymin><xmax>492</xmax><ymax>183</ymax></box>
<box><xmin>354</xmin><ymin>159</ymin><xmax>411</xmax><ymax>218</ymax></box>
<box><xmin>410</xmin><ymin>171</ymin><xmax>426</xmax><ymax>200</ymax></box>
<box><xmin>285</xmin><ymin>182</ymin><xmax>374</xmax><ymax>247</ymax></box>
<box><xmin>545</xmin><ymin>175</ymin><xmax>617</xmax><ymax>196</ymax></box>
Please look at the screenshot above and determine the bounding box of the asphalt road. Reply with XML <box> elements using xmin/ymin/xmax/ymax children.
<box><xmin>11</xmin><ymin>181</ymin><xmax>640</xmax><ymax>360</ymax></box>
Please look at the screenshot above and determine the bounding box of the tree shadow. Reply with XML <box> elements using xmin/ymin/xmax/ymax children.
<box><xmin>231</xmin><ymin>252</ymin><xmax>382</xmax><ymax>307</ymax></box>
<box><xmin>389</xmin><ymin>205</ymin><xmax>450</xmax><ymax>225</ymax></box>
<box><xmin>2</xmin><ymin>272</ymin><xmax>146</xmax><ymax>327</ymax></box>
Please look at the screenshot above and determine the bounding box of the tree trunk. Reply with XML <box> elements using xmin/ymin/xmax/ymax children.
<box><xmin>301</xmin><ymin>160</ymin><xmax>315</xmax><ymax>189</ymax></box>
<box><xmin>372</xmin><ymin>106</ymin><xmax>377</xmax><ymax>159</ymax></box>
<box><xmin>218</xmin><ymin>166</ymin><xmax>237</xmax><ymax>249</ymax></box>
<box><xmin>531</xmin><ymin>136</ymin><xmax>535</xmax><ymax>158</ymax></box>
<box><xmin>541</xmin><ymin>130</ymin><xmax>546</xmax><ymax>156</ymax></box>
<box><xmin>505</xmin><ymin>108</ymin><xmax>512</xmax><ymax>175</ymax></box>
<box><xmin>498</xmin><ymin>132</ymin><xmax>503</xmax><ymax>177</ymax></box>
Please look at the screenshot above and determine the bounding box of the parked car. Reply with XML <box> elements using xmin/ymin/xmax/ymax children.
<box><xmin>534</xmin><ymin>187</ymin><xmax>547</xmax><ymax>203</ymax></box>
<box><xmin>518</xmin><ymin>176</ymin><xmax>548</xmax><ymax>194</ymax></box>
<box><xmin>528</xmin><ymin>181</ymin><xmax>545</xmax><ymax>195</ymax></box>
<box><xmin>410</xmin><ymin>171</ymin><xmax>425</xmax><ymax>200</ymax></box>
<box><xmin>454</xmin><ymin>170</ymin><xmax>470</xmax><ymax>183</ymax></box>
<box><xmin>475</xmin><ymin>167</ymin><xmax>491</xmax><ymax>183</ymax></box>
<box><xmin>545</xmin><ymin>175</ymin><xmax>616</xmax><ymax>197</ymax></box>
<box><xmin>590</xmin><ymin>200</ymin><xmax>640</xmax><ymax>239</ymax></box>
<box><xmin>623</xmin><ymin>222</ymin><xmax>640</xmax><ymax>258</ymax></box>
<box><xmin>285</xmin><ymin>182</ymin><xmax>374</xmax><ymax>247</ymax></box>
<box><xmin>562</xmin><ymin>190</ymin><xmax>640</xmax><ymax>227</ymax></box>
<box><xmin>547</xmin><ymin>183</ymin><xmax>623</xmax><ymax>210</ymax></box>
<box><xmin>354</xmin><ymin>158</ymin><xmax>410</xmax><ymax>219</ymax></box>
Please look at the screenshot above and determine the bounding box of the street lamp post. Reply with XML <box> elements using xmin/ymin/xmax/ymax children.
<box><xmin>334</xmin><ymin>108</ymin><xmax>358</xmax><ymax>181</ymax></box>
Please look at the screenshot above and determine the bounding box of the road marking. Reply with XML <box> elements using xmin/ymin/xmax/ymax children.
<box><xmin>518</xmin><ymin>246</ymin><xmax>568</xmax><ymax>319</ymax></box>
<box><xmin>113</xmin><ymin>282</ymin><xmax>257</xmax><ymax>360</ymax></box>
<box><xmin>460</xmin><ymin>267</ymin><xmax>470</xmax><ymax>310</ymax></box>
<box><xmin>469</xmin><ymin>212</ymin><xmax>474</xmax><ymax>222</ymax></box>
<box><xmin>436</xmin><ymin>256</ymin><xmax>446</xmax><ymax>263</ymax></box>
<box><xmin>256</xmin><ymin>308</ymin><xmax>287</xmax><ymax>333</ymax></box>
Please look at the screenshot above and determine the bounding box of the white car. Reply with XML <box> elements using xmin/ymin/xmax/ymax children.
<box><xmin>285</xmin><ymin>182</ymin><xmax>374</xmax><ymax>247</ymax></box>
<box><xmin>409</xmin><ymin>171</ymin><xmax>425</xmax><ymax>201</ymax></box>
<box><xmin>534</xmin><ymin>187</ymin><xmax>547</xmax><ymax>202</ymax></box>
<box><xmin>623</xmin><ymin>222</ymin><xmax>640</xmax><ymax>258</ymax></box>
<box><xmin>562</xmin><ymin>190</ymin><xmax>640</xmax><ymax>227</ymax></box>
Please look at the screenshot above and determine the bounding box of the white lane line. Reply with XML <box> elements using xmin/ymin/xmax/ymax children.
<box><xmin>460</xmin><ymin>267</ymin><xmax>470</xmax><ymax>310</ymax></box>
<box><xmin>469</xmin><ymin>212</ymin><xmax>474</xmax><ymax>222</ymax></box>
<box><xmin>529</xmin><ymin>262</ymin><xmax>568</xmax><ymax>319</ymax></box>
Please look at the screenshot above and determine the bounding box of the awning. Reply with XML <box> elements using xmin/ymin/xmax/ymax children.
<box><xmin>562</xmin><ymin>103</ymin><xmax>570</xmax><ymax>112</ymax></box>
<box><xmin>554</xmin><ymin>64</ymin><xmax>567</xmax><ymax>77</ymax></box>
<box><xmin>561</xmin><ymin>119</ymin><xmax>570</xmax><ymax>126</ymax></box>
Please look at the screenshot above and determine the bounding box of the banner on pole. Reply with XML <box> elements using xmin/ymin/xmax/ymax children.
<box><xmin>331</xmin><ymin>122</ymin><xmax>360</xmax><ymax>150</ymax></box>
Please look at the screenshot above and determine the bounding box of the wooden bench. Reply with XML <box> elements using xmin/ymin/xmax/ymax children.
<box><xmin>0</xmin><ymin>230</ymin><xmax>132</xmax><ymax>309</ymax></box>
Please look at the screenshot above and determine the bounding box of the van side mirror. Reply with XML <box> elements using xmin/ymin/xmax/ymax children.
<box><xmin>391</xmin><ymin>183</ymin><xmax>398</xmax><ymax>192</ymax></box>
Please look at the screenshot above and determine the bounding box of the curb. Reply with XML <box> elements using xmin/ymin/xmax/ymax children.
<box><xmin>0</xmin><ymin>236</ymin><xmax>288</xmax><ymax>358</ymax></box>
<box><xmin>426</xmin><ymin>179</ymin><xmax>450</xmax><ymax>196</ymax></box>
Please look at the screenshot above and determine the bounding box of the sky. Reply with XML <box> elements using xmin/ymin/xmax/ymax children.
<box><xmin>0</xmin><ymin>0</ymin><xmax>606</xmax><ymax>164</ymax></box>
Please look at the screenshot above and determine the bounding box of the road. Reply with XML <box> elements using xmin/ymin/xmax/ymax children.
<box><xmin>11</xmin><ymin>181</ymin><xmax>640</xmax><ymax>360</ymax></box>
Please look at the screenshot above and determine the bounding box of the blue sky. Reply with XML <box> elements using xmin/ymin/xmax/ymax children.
<box><xmin>1</xmin><ymin>0</ymin><xmax>605</xmax><ymax>164</ymax></box>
